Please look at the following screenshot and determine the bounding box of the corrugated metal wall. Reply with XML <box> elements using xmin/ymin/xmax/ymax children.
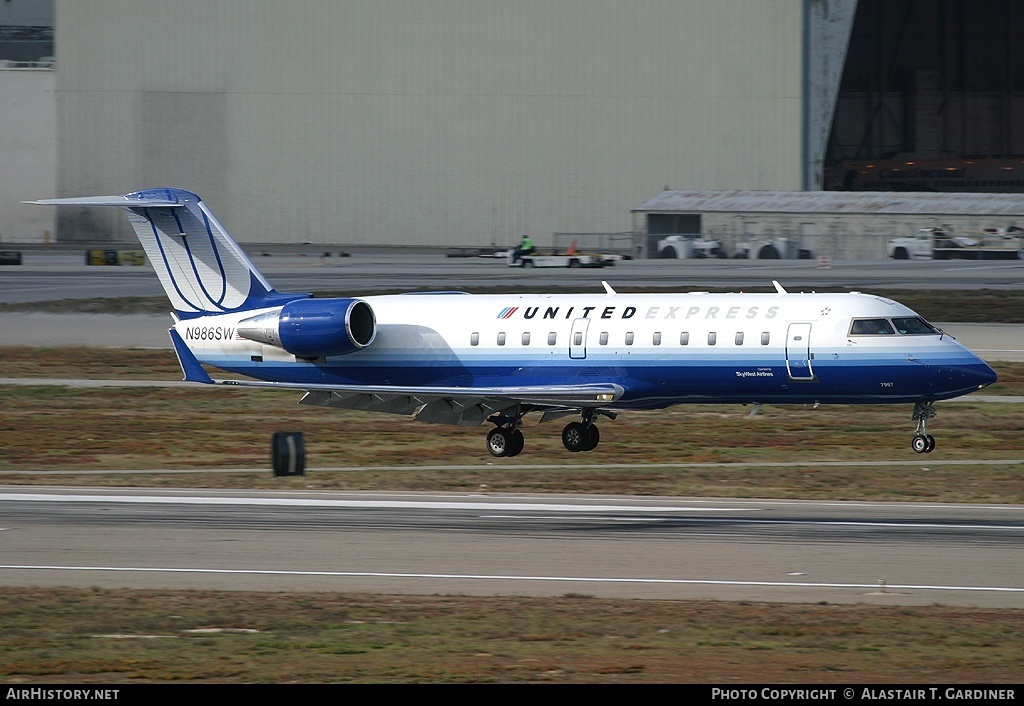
<box><xmin>55</xmin><ymin>0</ymin><xmax>804</xmax><ymax>245</ymax></box>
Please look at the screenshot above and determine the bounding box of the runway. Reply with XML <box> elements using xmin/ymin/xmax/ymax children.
<box><xmin>0</xmin><ymin>487</ymin><xmax>1021</xmax><ymax>608</ymax></box>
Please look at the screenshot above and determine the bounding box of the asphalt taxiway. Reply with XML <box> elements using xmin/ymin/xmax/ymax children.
<box><xmin>2</xmin><ymin>250</ymin><xmax>1024</xmax><ymax>307</ymax></box>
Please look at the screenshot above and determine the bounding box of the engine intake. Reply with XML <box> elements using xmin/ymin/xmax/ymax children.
<box><xmin>237</xmin><ymin>298</ymin><xmax>376</xmax><ymax>357</ymax></box>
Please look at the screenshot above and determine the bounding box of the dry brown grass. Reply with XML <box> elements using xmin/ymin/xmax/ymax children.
<box><xmin>1</xmin><ymin>349</ymin><xmax>1022</xmax><ymax>502</ymax></box>
<box><xmin>1</xmin><ymin>588</ymin><xmax>1021</xmax><ymax>683</ymax></box>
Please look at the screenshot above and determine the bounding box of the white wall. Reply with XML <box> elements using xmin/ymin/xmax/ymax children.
<box><xmin>55</xmin><ymin>0</ymin><xmax>804</xmax><ymax>245</ymax></box>
<box><xmin>0</xmin><ymin>68</ymin><xmax>55</xmax><ymax>243</ymax></box>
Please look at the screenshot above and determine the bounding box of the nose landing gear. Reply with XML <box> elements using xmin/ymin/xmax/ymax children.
<box><xmin>911</xmin><ymin>401</ymin><xmax>936</xmax><ymax>454</ymax></box>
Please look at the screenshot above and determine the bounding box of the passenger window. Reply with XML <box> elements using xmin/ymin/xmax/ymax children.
<box><xmin>497</xmin><ymin>332</ymin><xmax>506</xmax><ymax>346</ymax></box>
<box><xmin>522</xmin><ymin>332</ymin><xmax>531</xmax><ymax>345</ymax></box>
<box><xmin>734</xmin><ymin>332</ymin><xmax>744</xmax><ymax>345</ymax></box>
<box><xmin>548</xmin><ymin>332</ymin><xmax>557</xmax><ymax>345</ymax></box>
<box><xmin>574</xmin><ymin>331</ymin><xmax>584</xmax><ymax>346</ymax></box>
<box><xmin>680</xmin><ymin>332</ymin><xmax>689</xmax><ymax>346</ymax></box>
<box><xmin>599</xmin><ymin>332</ymin><xmax>609</xmax><ymax>345</ymax></box>
<box><xmin>761</xmin><ymin>332</ymin><xmax>770</xmax><ymax>345</ymax></box>
<box><xmin>653</xmin><ymin>332</ymin><xmax>662</xmax><ymax>345</ymax></box>
<box><xmin>625</xmin><ymin>332</ymin><xmax>634</xmax><ymax>346</ymax></box>
<box><xmin>470</xmin><ymin>332</ymin><xmax>479</xmax><ymax>346</ymax></box>
<box><xmin>708</xmin><ymin>332</ymin><xmax>717</xmax><ymax>346</ymax></box>
<box><xmin>849</xmin><ymin>318</ymin><xmax>895</xmax><ymax>335</ymax></box>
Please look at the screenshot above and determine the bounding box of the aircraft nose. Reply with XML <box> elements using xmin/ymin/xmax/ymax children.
<box><xmin>933</xmin><ymin>357</ymin><xmax>997</xmax><ymax>393</ymax></box>
<box><xmin>971</xmin><ymin>360</ymin><xmax>998</xmax><ymax>388</ymax></box>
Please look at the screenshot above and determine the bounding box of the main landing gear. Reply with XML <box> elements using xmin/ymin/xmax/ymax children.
<box><xmin>486</xmin><ymin>425</ymin><xmax>525</xmax><ymax>458</ymax></box>
<box><xmin>485</xmin><ymin>408</ymin><xmax>611</xmax><ymax>457</ymax></box>
<box><xmin>485</xmin><ymin>408</ymin><xmax>526</xmax><ymax>458</ymax></box>
<box><xmin>561</xmin><ymin>421</ymin><xmax>597</xmax><ymax>452</ymax></box>
<box><xmin>561</xmin><ymin>409</ymin><xmax>602</xmax><ymax>453</ymax></box>
<box><xmin>911</xmin><ymin>400</ymin><xmax>936</xmax><ymax>454</ymax></box>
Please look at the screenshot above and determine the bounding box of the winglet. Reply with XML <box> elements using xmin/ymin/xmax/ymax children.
<box><xmin>169</xmin><ymin>329</ymin><xmax>215</xmax><ymax>384</ymax></box>
<box><xmin>772</xmin><ymin>280</ymin><xmax>788</xmax><ymax>295</ymax></box>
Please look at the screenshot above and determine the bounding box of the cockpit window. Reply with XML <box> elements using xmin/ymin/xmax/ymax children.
<box><xmin>849</xmin><ymin>318</ymin><xmax>895</xmax><ymax>335</ymax></box>
<box><xmin>892</xmin><ymin>317</ymin><xmax>939</xmax><ymax>335</ymax></box>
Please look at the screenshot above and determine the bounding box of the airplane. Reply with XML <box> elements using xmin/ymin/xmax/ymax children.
<box><xmin>29</xmin><ymin>188</ymin><xmax>997</xmax><ymax>457</ymax></box>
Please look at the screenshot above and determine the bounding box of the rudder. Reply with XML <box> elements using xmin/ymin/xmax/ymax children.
<box><xmin>121</xmin><ymin>188</ymin><xmax>276</xmax><ymax>317</ymax></box>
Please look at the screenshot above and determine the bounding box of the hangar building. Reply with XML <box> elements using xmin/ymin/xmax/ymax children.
<box><xmin>29</xmin><ymin>0</ymin><xmax>836</xmax><ymax>245</ymax></box>
<box><xmin>3</xmin><ymin>1</ymin><xmax>1023</xmax><ymax>250</ymax></box>
<box><xmin>633</xmin><ymin>189</ymin><xmax>1024</xmax><ymax>259</ymax></box>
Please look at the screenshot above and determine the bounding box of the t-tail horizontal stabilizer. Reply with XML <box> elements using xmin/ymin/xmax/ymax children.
<box><xmin>26</xmin><ymin>188</ymin><xmax>307</xmax><ymax>318</ymax></box>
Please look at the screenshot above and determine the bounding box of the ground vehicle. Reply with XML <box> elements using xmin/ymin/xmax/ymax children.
<box><xmin>656</xmin><ymin>235</ymin><xmax>726</xmax><ymax>259</ymax></box>
<box><xmin>658</xmin><ymin>235</ymin><xmax>811</xmax><ymax>260</ymax></box>
<box><xmin>507</xmin><ymin>241</ymin><xmax>615</xmax><ymax>268</ymax></box>
<box><xmin>734</xmin><ymin>237</ymin><xmax>812</xmax><ymax>260</ymax></box>
<box><xmin>888</xmin><ymin>227</ymin><xmax>1023</xmax><ymax>260</ymax></box>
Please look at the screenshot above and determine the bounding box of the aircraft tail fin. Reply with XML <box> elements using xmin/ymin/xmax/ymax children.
<box><xmin>27</xmin><ymin>188</ymin><xmax>301</xmax><ymax>318</ymax></box>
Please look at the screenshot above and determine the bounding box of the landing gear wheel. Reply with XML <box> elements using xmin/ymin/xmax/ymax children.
<box><xmin>925</xmin><ymin>434</ymin><xmax>935</xmax><ymax>453</ymax></box>
<box><xmin>507</xmin><ymin>430</ymin><xmax>525</xmax><ymax>457</ymax></box>
<box><xmin>271</xmin><ymin>431</ymin><xmax>306</xmax><ymax>476</ymax></box>
<box><xmin>582</xmin><ymin>424</ymin><xmax>600</xmax><ymax>451</ymax></box>
<box><xmin>912</xmin><ymin>434</ymin><xmax>932</xmax><ymax>454</ymax></box>
<box><xmin>487</xmin><ymin>428</ymin><xmax>512</xmax><ymax>457</ymax></box>
<box><xmin>562</xmin><ymin>422</ymin><xmax>590</xmax><ymax>453</ymax></box>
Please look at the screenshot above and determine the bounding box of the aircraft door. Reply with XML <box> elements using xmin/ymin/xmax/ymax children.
<box><xmin>785</xmin><ymin>322</ymin><xmax>815</xmax><ymax>381</ymax></box>
<box><xmin>569</xmin><ymin>318</ymin><xmax>589</xmax><ymax>359</ymax></box>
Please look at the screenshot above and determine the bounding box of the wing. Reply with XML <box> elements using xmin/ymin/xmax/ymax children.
<box><xmin>219</xmin><ymin>378</ymin><xmax>623</xmax><ymax>426</ymax></box>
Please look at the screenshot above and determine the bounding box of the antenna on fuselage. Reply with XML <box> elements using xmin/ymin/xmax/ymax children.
<box><xmin>602</xmin><ymin>281</ymin><xmax>617</xmax><ymax>296</ymax></box>
<box><xmin>772</xmin><ymin>280</ymin><xmax>788</xmax><ymax>295</ymax></box>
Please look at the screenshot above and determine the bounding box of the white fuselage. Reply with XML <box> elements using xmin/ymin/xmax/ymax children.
<box><xmin>176</xmin><ymin>290</ymin><xmax>995</xmax><ymax>408</ymax></box>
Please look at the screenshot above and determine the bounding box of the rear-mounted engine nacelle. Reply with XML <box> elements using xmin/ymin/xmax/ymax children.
<box><xmin>237</xmin><ymin>298</ymin><xmax>376</xmax><ymax>357</ymax></box>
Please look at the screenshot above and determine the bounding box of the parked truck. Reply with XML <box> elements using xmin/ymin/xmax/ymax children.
<box><xmin>733</xmin><ymin>237</ymin><xmax>813</xmax><ymax>260</ymax></box>
<box><xmin>656</xmin><ymin>235</ymin><xmax>727</xmax><ymax>259</ymax></box>
<box><xmin>657</xmin><ymin>234</ymin><xmax>812</xmax><ymax>260</ymax></box>
<box><xmin>888</xmin><ymin>227</ymin><xmax>1023</xmax><ymax>260</ymax></box>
